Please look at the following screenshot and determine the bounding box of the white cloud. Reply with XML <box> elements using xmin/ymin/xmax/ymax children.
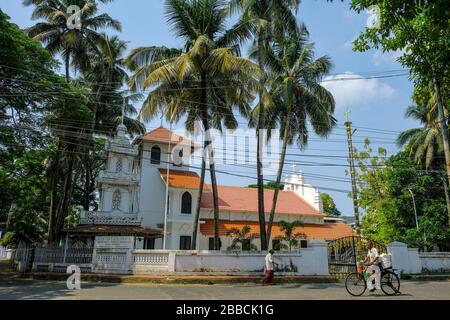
<box><xmin>321</xmin><ymin>72</ymin><xmax>396</xmax><ymax>109</ymax></box>
<box><xmin>372</xmin><ymin>50</ymin><xmax>404</xmax><ymax>66</ymax></box>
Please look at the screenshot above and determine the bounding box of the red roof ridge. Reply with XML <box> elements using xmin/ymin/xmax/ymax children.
<box><xmin>200</xmin><ymin>184</ymin><xmax>324</xmax><ymax>216</ymax></box>
<box><xmin>135</xmin><ymin>127</ymin><xmax>195</xmax><ymax>146</ymax></box>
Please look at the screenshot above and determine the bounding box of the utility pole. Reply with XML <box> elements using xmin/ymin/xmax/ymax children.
<box><xmin>407</xmin><ymin>188</ymin><xmax>419</xmax><ymax>230</ymax></box>
<box><xmin>345</xmin><ymin>110</ymin><xmax>360</xmax><ymax>233</ymax></box>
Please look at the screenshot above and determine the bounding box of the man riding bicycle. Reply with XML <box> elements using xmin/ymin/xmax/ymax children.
<box><xmin>364</xmin><ymin>241</ymin><xmax>381</xmax><ymax>292</ymax></box>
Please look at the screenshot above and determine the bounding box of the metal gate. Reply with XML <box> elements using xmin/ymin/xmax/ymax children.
<box><xmin>328</xmin><ymin>236</ymin><xmax>386</xmax><ymax>278</ymax></box>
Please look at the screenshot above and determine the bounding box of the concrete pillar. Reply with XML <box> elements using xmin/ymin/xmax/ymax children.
<box><xmin>407</xmin><ymin>248</ymin><xmax>422</xmax><ymax>274</ymax></box>
<box><xmin>309</xmin><ymin>240</ymin><xmax>329</xmax><ymax>276</ymax></box>
<box><xmin>168</xmin><ymin>251</ymin><xmax>176</xmax><ymax>272</ymax></box>
<box><xmin>387</xmin><ymin>241</ymin><xmax>421</xmax><ymax>274</ymax></box>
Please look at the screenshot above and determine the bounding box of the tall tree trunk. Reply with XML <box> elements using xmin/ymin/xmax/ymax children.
<box><xmin>47</xmin><ymin>139</ymin><xmax>62</xmax><ymax>243</ymax></box>
<box><xmin>199</xmin><ymin>72</ymin><xmax>220</xmax><ymax>250</ymax></box>
<box><xmin>209</xmin><ymin>154</ymin><xmax>220</xmax><ymax>250</ymax></box>
<box><xmin>267</xmin><ymin>112</ymin><xmax>291</xmax><ymax>244</ymax></box>
<box><xmin>65</xmin><ymin>52</ymin><xmax>70</xmax><ymax>83</ymax></box>
<box><xmin>53</xmin><ymin>147</ymin><xmax>76</xmax><ymax>242</ymax></box>
<box><xmin>201</xmin><ymin>118</ymin><xmax>220</xmax><ymax>250</ymax></box>
<box><xmin>191</xmin><ymin>145</ymin><xmax>206</xmax><ymax>250</ymax></box>
<box><xmin>434</xmin><ymin>75</ymin><xmax>450</xmax><ymax>226</ymax></box>
<box><xmin>442</xmin><ymin>168</ymin><xmax>450</xmax><ymax>225</ymax></box>
<box><xmin>82</xmin><ymin>150</ymin><xmax>91</xmax><ymax>211</ymax></box>
<box><xmin>256</xmin><ymin>39</ymin><xmax>268</xmax><ymax>251</ymax></box>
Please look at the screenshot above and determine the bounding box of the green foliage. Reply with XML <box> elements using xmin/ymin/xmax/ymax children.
<box><xmin>276</xmin><ymin>220</ymin><xmax>305</xmax><ymax>251</ymax></box>
<box><xmin>1</xmin><ymin>148</ymin><xmax>52</xmax><ymax>244</ymax></box>
<box><xmin>353</xmin><ymin>141</ymin><xmax>450</xmax><ymax>250</ymax></box>
<box><xmin>247</xmin><ymin>182</ymin><xmax>284</xmax><ymax>190</ymax></box>
<box><xmin>321</xmin><ymin>193</ymin><xmax>341</xmax><ymax>217</ymax></box>
<box><xmin>347</xmin><ymin>0</ymin><xmax>449</xmax><ymax>88</ymax></box>
<box><xmin>226</xmin><ymin>225</ymin><xmax>259</xmax><ymax>251</ymax></box>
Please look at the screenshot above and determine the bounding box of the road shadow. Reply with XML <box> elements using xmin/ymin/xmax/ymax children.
<box><xmin>0</xmin><ymin>277</ymin><xmax>119</xmax><ymax>300</ymax></box>
<box><xmin>279</xmin><ymin>283</ymin><xmax>342</xmax><ymax>290</ymax></box>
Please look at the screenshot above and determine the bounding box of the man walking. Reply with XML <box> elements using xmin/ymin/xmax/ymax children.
<box><xmin>262</xmin><ymin>249</ymin><xmax>277</xmax><ymax>285</ymax></box>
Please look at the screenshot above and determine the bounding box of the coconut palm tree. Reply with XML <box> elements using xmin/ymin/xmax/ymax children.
<box><xmin>262</xmin><ymin>27</ymin><xmax>336</xmax><ymax>243</ymax></box>
<box><xmin>24</xmin><ymin>0</ymin><xmax>122</xmax><ymax>241</ymax></box>
<box><xmin>397</xmin><ymin>97</ymin><xmax>450</xmax><ymax>221</ymax></box>
<box><xmin>232</xmin><ymin>0</ymin><xmax>300</xmax><ymax>250</ymax></box>
<box><xmin>397</xmin><ymin>104</ymin><xmax>442</xmax><ymax>169</ymax></box>
<box><xmin>24</xmin><ymin>0</ymin><xmax>121</xmax><ymax>82</ymax></box>
<box><xmin>125</xmin><ymin>0</ymin><xmax>260</xmax><ymax>250</ymax></box>
<box><xmin>78</xmin><ymin>34</ymin><xmax>145</xmax><ymax>211</ymax></box>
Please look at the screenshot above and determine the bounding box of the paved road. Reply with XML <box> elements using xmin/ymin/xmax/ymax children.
<box><xmin>0</xmin><ymin>278</ymin><xmax>449</xmax><ymax>300</ymax></box>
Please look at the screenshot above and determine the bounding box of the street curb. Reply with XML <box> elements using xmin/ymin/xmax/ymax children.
<box><xmin>1</xmin><ymin>272</ymin><xmax>335</xmax><ymax>285</ymax></box>
<box><xmin>407</xmin><ymin>274</ymin><xmax>450</xmax><ymax>281</ymax></box>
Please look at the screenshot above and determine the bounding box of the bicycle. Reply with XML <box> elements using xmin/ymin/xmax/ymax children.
<box><xmin>345</xmin><ymin>261</ymin><xmax>401</xmax><ymax>296</ymax></box>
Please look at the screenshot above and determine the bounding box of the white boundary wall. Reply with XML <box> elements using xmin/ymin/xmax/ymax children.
<box><xmin>130</xmin><ymin>241</ymin><xmax>328</xmax><ymax>275</ymax></box>
<box><xmin>388</xmin><ymin>242</ymin><xmax>450</xmax><ymax>274</ymax></box>
<box><xmin>420</xmin><ymin>252</ymin><xmax>450</xmax><ymax>273</ymax></box>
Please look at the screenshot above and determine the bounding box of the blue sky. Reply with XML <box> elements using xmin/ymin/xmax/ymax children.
<box><xmin>0</xmin><ymin>0</ymin><xmax>418</xmax><ymax>216</ymax></box>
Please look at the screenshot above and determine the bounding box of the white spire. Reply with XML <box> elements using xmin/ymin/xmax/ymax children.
<box><xmin>291</xmin><ymin>163</ymin><xmax>297</xmax><ymax>174</ymax></box>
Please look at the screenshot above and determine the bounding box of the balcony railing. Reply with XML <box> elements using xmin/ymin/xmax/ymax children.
<box><xmin>80</xmin><ymin>211</ymin><xmax>142</xmax><ymax>226</ymax></box>
<box><xmin>97</xmin><ymin>171</ymin><xmax>139</xmax><ymax>184</ymax></box>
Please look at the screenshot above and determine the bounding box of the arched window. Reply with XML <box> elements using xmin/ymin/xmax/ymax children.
<box><xmin>174</xmin><ymin>148</ymin><xmax>183</xmax><ymax>167</ymax></box>
<box><xmin>112</xmin><ymin>189</ymin><xmax>121</xmax><ymax>211</ymax></box>
<box><xmin>181</xmin><ymin>192</ymin><xmax>192</xmax><ymax>214</ymax></box>
<box><xmin>151</xmin><ymin>146</ymin><xmax>161</xmax><ymax>164</ymax></box>
<box><xmin>115</xmin><ymin>158</ymin><xmax>123</xmax><ymax>172</ymax></box>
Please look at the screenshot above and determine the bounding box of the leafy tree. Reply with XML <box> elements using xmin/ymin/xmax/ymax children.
<box><xmin>336</xmin><ymin>0</ymin><xmax>450</xmax><ymax>217</ymax></box>
<box><xmin>321</xmin><ymin>193</ymin><xmax>341</xmax><ymax>217</ymax></box>
<box><xmin>247</xmin><ymin>182</ymin><xmax>284</xmax><ymax>190</ymax></box>
<box><xmin>0</xmin><ymin>10</ymin><xmax>64</xmax><ymax>243</ymax></box>
<box><xmin>397</xmin><ymin>85</ymin><xmax>450</xmax><ymax>222</ymax></box>
<box><xmin>22</xmin><ymin>0</ymin><xmax>131</xmax><ymax>242</ymax></box>
<box><xmin>0</xmin><ymin>149</ymin><xmax>51</xmax><ymax>245</ymax></box>
<box><xmin>353</xmin><ymin>140</ymin><xmax>450</xmax><ymax>250</ymax></box>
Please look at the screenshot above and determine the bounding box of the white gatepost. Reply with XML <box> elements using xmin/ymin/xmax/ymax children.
<box><xmin>387</xmin><ymin>241</ymin><xmax>421</xmax><ymax>274</ymax></box>
<box><xmin>168</xmin><ymin>251</ymin><xmax>176</xmax><ymax>272</ymax></box>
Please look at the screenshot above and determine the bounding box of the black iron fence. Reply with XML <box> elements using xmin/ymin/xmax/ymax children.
<box><xmin>328</xmin><ymin>236</ymin><xmax>386</xmax><ymax>278</ymax></box>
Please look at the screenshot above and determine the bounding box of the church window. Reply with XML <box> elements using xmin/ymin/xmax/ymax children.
<box><xmin>151</xmin><ymin>146</ymin><xmax>161</xmax><ymax>164</ymax></box>
<box><xmin>116</xmin><ymin>158</ymin><xmax>123</xmax><ymax>172</ymax></box>
<box><xmin>112</xmin><ymin>189</ymin><xmax>121</xmax><ymax>210</ymax></box>
<box><xmin>181</xmin><ymin>192</ymin><xmax>192</xmax><ymax>214</ymax></box>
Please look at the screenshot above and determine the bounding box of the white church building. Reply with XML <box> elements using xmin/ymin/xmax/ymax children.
<box><xmin>65</xmin><ymin>124</ymin><xmax>354</xmax><ymax>250</ymax></box>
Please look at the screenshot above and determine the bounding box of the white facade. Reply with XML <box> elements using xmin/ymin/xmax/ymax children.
<box><xmin>284</xmin><ymin>169</ymin><xmax>323</xmax><ymax>212</ymax></box>
<box><xmin>79</xmin><ymin>127</ymin><xmax>333</xmax><ymax>251</ymax></box>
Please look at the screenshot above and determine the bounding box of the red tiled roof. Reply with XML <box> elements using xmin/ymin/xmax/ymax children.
<box><xmin>200</xmin><ymin>185</ymin><xmax>323</xmax><ymax>216</ymax></box>
<box><xmin>200</xmin><ymin>219</ymin><xmax>356</xmax><ymax>240</ymax></box>
<box><xmin>136</xmin><ymin>127</ymin><xmax>195</xmax><ymax>146</ymax></box>
<box><xmin>159</xmin><ymin>169</ymin><xmax>211</xmax><ymax>191</ymax></box>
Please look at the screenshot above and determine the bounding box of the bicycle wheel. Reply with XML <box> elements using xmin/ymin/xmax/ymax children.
<box><xmin>380</xmin><ymin>271</ymin><xmax>400</xmax><ymax>296</ymax></box>
<box><xmin>345</xmin><ymin>272</ymin><xmax>366</xmax><ymax>296</ymax></box>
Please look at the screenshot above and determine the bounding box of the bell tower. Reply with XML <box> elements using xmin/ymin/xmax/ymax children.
<box><xmin>80</xmin><ymin>122</ymin><xmax>141</xmax><ymax>225</ymax></box>
<box><xmin>284</xmin><ymin>164</ymin><xmax>323</xmax><ymax>212</ymax></box>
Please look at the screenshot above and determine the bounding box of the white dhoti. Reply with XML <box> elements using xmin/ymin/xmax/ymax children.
<box><xmin>366</xmin><ymin>265</ymin><xmax>381</xmax><ymax>290</ymax></box>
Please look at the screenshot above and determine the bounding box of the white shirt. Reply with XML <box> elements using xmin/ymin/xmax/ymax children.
<box><xmin>265</xmin><ymin>253</ymin><xmax>274</xmax><ymax>271</ymax></box>
<box><xmin>367</xmin><ymin>248</ymin><xmax>379</xmax><ymax>263</ymax></box>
